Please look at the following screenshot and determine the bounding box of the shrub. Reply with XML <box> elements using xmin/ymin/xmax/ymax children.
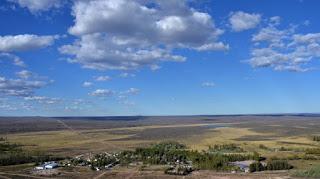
<box><xmin>164</xmin><ymin>165</ymin><xmax>192</xmax><ymax>175</ymax></box>
<box><xmin>302</xmin><ymin>154</ymin><xmax>318</xmax><ymax>160</ymax></box>
<box><xmin>249</xmin><ymin>162</ymin><xmax>264</xmax><ymax>172</ymax></box>
<box><xmin>278</xmin><ymin>146</ymin><xmax>291</xmax><ymax>151</ymax></box>
<box><xmin>312</xmin><ymin>136</ymin><xmax>320</xmax><ymax>142</ymax></box>
<box><xmin>208</xmin><ymin>144</ymin><xmax>244</xmax><ymax>153</ymax></box>
<box><xmin>305</xmin><ymin>148</ymin><xmax>320</xmax><ymax>155</ymax></box>
<box><xmin>259</xmin><ymin>144</ymin><xmax>268</xmax><ymax>150</ymax></box>
<box><xmin>266</xmin><ymin>160</ymin><xmax>293</xmax><ymax>170</ymax></box>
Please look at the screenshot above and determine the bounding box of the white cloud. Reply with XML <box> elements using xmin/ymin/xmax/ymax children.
<box><xmin>229</xmin><ymin>11</ymin><xmax>261</xmax><ymax>32</ymax></box>
<box><xmin>303</xmin><ymin>20</ymin><xmax>310</xmax><ymax>26</ymax></box>
<box><xmin>82</xmin><ymin>81</ymin><xmax>93</xmax><ymax>87</ymax></box>
<box><xmin>24</xmin><ymin>96</ymin><xmax>61</xmax><ymax>104</ymax></box>
<box><xmin>121</xmin><ymin>88</ymin><xmax>140</xmax><ymax>95</ymax></box>
<box><xmin>60</xmin><ymin>33</ymin><xmax>186</xmax><ymax>70</ymax></box>
<box><xmin>89</xmin><ymin>89</ymin><xmax>113</xmax><ymax>97</ymax></box>
<box><xmin>0</xmin><ymin>53</ymin><xmax>25</xmax><ymax>67</ymax></box>
<box><xmin>8</xmin><ymin>0</ymin><xmax>62</xmax><ymax>13</ymax></box>
<box><xmin>0</xmin><ymin>34</ymin><xmax>57</xmax><ymax>52</ymax></box>
<box><xmin>195</xmin><ymin>42</ymin><xmax>229</xmax><ymax>51</ymax></box>
<box><xmin>0</xmin><ymin>76</ymin><xmax>48</xmax><ymax>97</ymax></box>
<box><xmin>248</xmin><ymin>21</ymin><xmax>320</xmax><ymax>72</ymax></box>
<box><xmin>274</xmin><ymin>65</ymin><xmax>310</xmax><ymax>72</ymax></box>
<box><xmin>16</xmin><ymin>70</ymin><xmax>32</xmax><ymax>79</ymax></box>
<box><xmin>292</xmin><ymin>33</ymin><xmax>320</xmax><ymax>44</ymax></box>
<box><xmin>95</xmin><ymin>75</ymin><xmax>111</xmax><ymax>81</ymax></box>
<box><xmin>63</xmin><ymin>99</ymin><xmax>92</xmax><ymax>111</ymax></box>
<box><xmin>119</xmin><ymin>72</ymin><xmax>135</xmax><ymax>78</ymax></box>
<box><xmin>120</xmin><ymin>100</ymin><xmax>135</xmax><ymax>106</ymax></box>
<box><xmin>202</xmin><ymin>82</ymin><xmax>215</xmax><ymax>87</ymax></box>
<box><xmin>116</xmin><ymin>88</ymin><xmax>140</xmax><ymax>106</ymax></box>
<box><xmin>0</xmin><ymin>104</ymin><xmax>17</xmax><ymax>111</ymax></box>
<box><xmin>269</xmin><ymin>16</ymin><xmax>281</xmax><ymax>26</ymax></box>
<box><xmin>252</xmin><ymin>26</ymin><xmax>291</xmax><ymax>47</ymax></box>
<box><xmin>60</xmin><ymin>0</ymin><xmax>228</xmax><ymax>71</ymax></box>
<box><xmin>150</xmin><ymin>64</ymin><xmax>161</xmax><ymax>71</ymax></box>
<box><xmin>88</xmin><ymin>87</ymin><xmax>139</xmax><ymax>105</ymax></box>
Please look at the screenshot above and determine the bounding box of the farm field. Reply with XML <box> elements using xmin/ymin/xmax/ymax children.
<box><xmin>1</xmin><ymin>115</ymin><xmax>320</xmax><ymax>178</ymax></box>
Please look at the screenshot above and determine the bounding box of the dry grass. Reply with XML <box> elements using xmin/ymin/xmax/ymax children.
<box><xmin>6</xmin><ymin>123</ymin><xmax>319</xmax><ymax>156</ymax></box>
<box><xmin>3</xmin><ymin>117</ymin><xmax>320</xmax><ymax>168</ymax></box>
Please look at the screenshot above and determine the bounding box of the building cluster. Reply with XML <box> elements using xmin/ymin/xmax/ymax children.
<box><xmin>35</xmin><ymin>161</ymin><xmax>59</xmax><ymax>170</ymax></box>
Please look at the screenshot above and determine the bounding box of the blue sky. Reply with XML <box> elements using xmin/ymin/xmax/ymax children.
<box><xmin>1</xmin><ymin>0</ymin><xmax>320</xmax><ymax>116</ymax></box>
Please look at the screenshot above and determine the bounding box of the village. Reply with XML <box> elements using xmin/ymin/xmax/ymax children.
<box><xmin>34</xmin><ymin>142</ymin><xmax>293</xmax><ymax>176</ymax></box>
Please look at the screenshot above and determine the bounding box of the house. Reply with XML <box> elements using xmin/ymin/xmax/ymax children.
<box><xmin>105</xmin><ymin>164</ymin><xmax>113</xmax><ymax>169</ymax></box>
<box><xmin>44</xmin><ymin>162</ymin><xmax>59</xmax><ymax>169</ymax></box>
<box><xmin>35</xmin><ymin>161</ymin><xmax>59</xmax><ymax>170</ymax></box>
<box><xmin>35</xmin><ymin>164</ymin><xmax>45</xmax><ymax>170</ymax></box>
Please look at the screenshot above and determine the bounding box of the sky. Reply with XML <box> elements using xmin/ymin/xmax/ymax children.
<box><xmin>1</xmin><ymin>0</ymin><xmax>320</xmax><ymax>116</ymax></box>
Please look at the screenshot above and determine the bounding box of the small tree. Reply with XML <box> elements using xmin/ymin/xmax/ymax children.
<box><xmin>249</xmin><ymin>162</ymin><xmax>264</xmax><ymax>172</ymax></box>
<box><xmin>252</xmin><ymin>151</ymin><xmax>261</xmax><ymax>161</ymax></box>
<box><xmin>266</xmin><ymin>160</ymin><xmax>293</xmax><ymax>170</ymax></box>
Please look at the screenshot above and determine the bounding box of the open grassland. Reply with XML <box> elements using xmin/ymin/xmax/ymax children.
<box><xmin>1</xmin><ymin>115</ymin><xmax>320</xmax><ymax>178</ymax></box>
<box><xmin>3</xmin><ymin>116</ymin><xmax>320</xmax><ymax>157</ymax></box>
<box><xmin>5</xmin><ymin>122</ymin><xmax>229</xmax><ymax>156</ymax></box>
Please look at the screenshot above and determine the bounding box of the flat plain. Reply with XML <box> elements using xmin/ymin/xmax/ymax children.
<box><xmin>1</xmin><ymin>115</ymin><xmax>320</xmax><ymax>178</ymax></box>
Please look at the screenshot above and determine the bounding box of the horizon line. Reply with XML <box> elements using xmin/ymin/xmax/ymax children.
<box><xmin>1</xmin><ymin>112</ymin><xmax>320</xmax><ymax>118</ymax></box>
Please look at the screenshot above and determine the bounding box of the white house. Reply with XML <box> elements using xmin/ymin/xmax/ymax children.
<box><xmin>44</xmin><ymin>162</ymin><xmax>58</xmax><ymax>169</ymax></box>
<box><xmin>35</xmin><ymin>161</ymin><xmax>59</xmax><ymax>170</ymax></box>
<box><xmin>35</xmin><ymin>165</ymin><xmax>45</xmax><ymax>170</ymax></box>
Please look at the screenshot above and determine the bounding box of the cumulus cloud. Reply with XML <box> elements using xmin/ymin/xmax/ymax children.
<box><xmin>89</xmin><ymin>89</ymin><xmax>114</xmax><ymax>97</ymax></box>
<box><xmin>7</xmin><ymin>0</ymin><xmax>62</xmax><ymax>13</ymax></box>
<box><xmin>0</xmin><ymin>34</ymin><xmax>57</xmax><ymax>52</ymax></box>
<box><xmin>292</xmin><ymin>33</ymin><xmax>320</xmax><ymax>44</ymax></box>
<box><xmin>95</xmin><ymin>75</ymin><xmax>111</xmax><ymax>81</ymax></box>
<box><xmin>60</xmin><ymin>33</ymin><xmax>186</xmax><ymax>70</ymax></box>
<box><xmin>60</xmin><ymin>0</ymin><xmax>228</xmax><ymax>71</ymax></box>
<box><xmin>229</xmin><ymin>11</ymin><xmax>261</xmax><ymax>32</ymax></box>
<box><xmin>0</xmin><ymin>76</ymin><xmax>48</xmax><ymax>97</ymax></box>
<box><xmin>248</xmin><ymin>20</ymin><xmax>320</xmax><ymax>72</ymax></box>
<box><xmin>82</xmin><ymin>81</ymin><xmax>93</xmax><ymax>87</ymax></box>
<box><xmin>252</xmin><ymin>26</ymin><xmax>292</xmax><ymax>48</ymax></box>
<box><xmin>201</xmin><ymin>82</ymin><xmax>215</xmax><ymax>87</ymax></box>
